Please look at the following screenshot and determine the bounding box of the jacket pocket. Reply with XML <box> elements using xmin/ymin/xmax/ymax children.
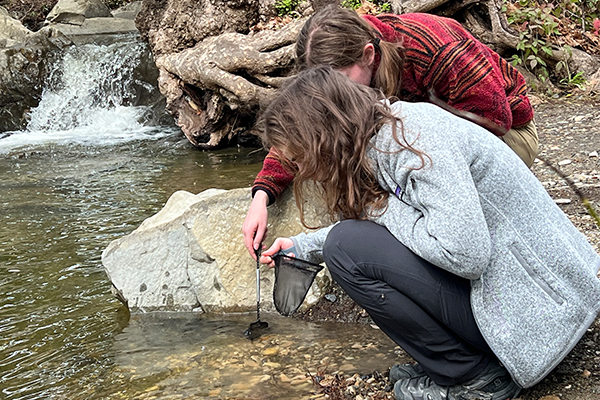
<box><xmin>509</xmin><ymin>245</ymin><xmax>564</xmax><ymax>305</ymax></box>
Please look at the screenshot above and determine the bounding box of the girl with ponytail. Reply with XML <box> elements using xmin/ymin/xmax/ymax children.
<box><xmin>243</xmin><ymin>5</ymin><xmax>538</xmax><ymax>265</ymax></box>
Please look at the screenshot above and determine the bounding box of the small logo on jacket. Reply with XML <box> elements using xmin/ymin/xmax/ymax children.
<box><xmin>394</xmin><ymin>185</ymin><xmax>402</xmax><ymax>198</ymax></box>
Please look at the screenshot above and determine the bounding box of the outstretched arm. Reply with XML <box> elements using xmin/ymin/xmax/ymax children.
<box><xmin>251</xmin><ymin>148</ymin><xmax>296</xmax><ymax>205</ymax></box>
<box><xmin>242</xmin><ymin>148</ymin><xmax>296</xmax><ymax>258</ymax></box>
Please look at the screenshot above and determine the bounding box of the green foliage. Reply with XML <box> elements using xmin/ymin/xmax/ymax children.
<box><xmin>340</xmin><ymin>0</ymin><xmax>393</xmax><ymax>12</ymax></box>
<box><xmin>341</xmin><ymin>0</ymin><xmax>363</xmax><ymax>9</ymax></box>
<box><xmin>275</xmin><ymin>0</ymin><xmax>300</xmax><ymax>16</ymax></box>
<box><xmin>560</xmin><ymin>71</ymin><xmax>587</xmax><ymax>89</ymax></box>
<box><xmin>275</xmin><ymin>0</ymin><xmax>391</xmax><ymax>15</ymax></box>
<box><xmin>547</xmin><ymin>0</ymin><xmax>600</xmax><ymax>33</ymax></box>
<box><xmin>273</xmin><ymin>0</ymin><xmax>391</xmax><ymax>17</ymax></box>
<box><xmin>378</xmin><ymin>2</ymin><xmax>392</xmax><ymax>12</ymax></box>
<box><xmin>556</xmin><ymin>46</ymin><xmax>588</xmax><ymax>89</ymax></box>
<box><xmin>504</xmin><ymin>0</ymin><xmax>598</xmax><ymax>89</ymax></box>
<box><xmin>506</xmin><ymin>0</ymin><xmax>559</xmax><ymax>82</ymax></box>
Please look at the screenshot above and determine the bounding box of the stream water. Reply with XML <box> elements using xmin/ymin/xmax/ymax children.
<box><xmin>0</xmin><ymin>37</ymin><xmax>407</xmax><ymax>399</ymax></box>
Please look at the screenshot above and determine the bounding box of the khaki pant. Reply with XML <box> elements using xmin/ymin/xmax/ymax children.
<box><xmin>501</xmin><ymin>120</ymin><xmax>539</xmax><ymax>167</ymax></box>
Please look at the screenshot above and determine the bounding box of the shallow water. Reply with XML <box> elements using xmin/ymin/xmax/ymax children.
<box><xmin>111</xmin><ymin>313</ymin><xmax>403</xmax><ymax>400</ymax></box>
<box><xmin>0</xmin><ymin>37</ymin><xmax>407</xmax><ymax>399</ymax></box>
<box><xmin>0</xmin><ymin>137</ymin><xmax>406</xmax><ymax>399</ymax></box>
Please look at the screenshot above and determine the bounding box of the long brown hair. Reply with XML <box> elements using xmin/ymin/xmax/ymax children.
<box><xmin>259</xmin><ymin>66</ymin><xmax>423</xmax><ymax>226</ymax></box>
<box><xmin>295</xmin><ymin>5</ymin><xmax>404</xmax><ymax>98</ymax></box>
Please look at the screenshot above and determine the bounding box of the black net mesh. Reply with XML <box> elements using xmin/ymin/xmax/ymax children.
<box><xmin>273</xmin><ymin>254</ymin><xmax>324</xmax><ymax>316</ymax></box>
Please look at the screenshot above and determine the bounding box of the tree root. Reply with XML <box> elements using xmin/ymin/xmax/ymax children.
<box><xmin>154</xmin><ymin>18</ymin><xmax>305</xmax><ymax>148</ymax></box>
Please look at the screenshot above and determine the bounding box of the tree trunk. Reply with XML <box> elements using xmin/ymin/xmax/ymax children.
<box><xmin>136</xmin><ymin>0</ymin><xmax>600</xmax><ymax>149</ymax></box>
<box><xmin>137</xmin><ymin>0</ymin><xmax>301</xmax><ymax>148</ymax></box>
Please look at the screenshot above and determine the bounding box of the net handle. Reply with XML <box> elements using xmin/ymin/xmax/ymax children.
<box><xmin>254</xmin><ymin>247</ymin><xmax>262</xmax><ymax>321</ymax></box>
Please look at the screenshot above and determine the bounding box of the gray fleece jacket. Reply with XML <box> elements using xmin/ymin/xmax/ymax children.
<box><xmin>289</xmin><ymin>101</ymin><xmax>600</xmax><ymax>388</ymax></box>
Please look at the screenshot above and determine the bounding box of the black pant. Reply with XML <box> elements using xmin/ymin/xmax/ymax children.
<box><xmin>323</xmin><ymin>219</ymin><xmax>495</xmax><ymax>386</ymax></box>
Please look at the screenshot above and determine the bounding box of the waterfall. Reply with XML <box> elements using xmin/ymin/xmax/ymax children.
<box><xmin>0</xmin><ymin>37</ymin><xmax>174</xmax><ymax>153</ymax></box>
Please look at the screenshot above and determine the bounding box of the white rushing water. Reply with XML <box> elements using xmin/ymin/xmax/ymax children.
<box><xmin>0</xmin><ymin>38</ymin><xmax>174</xmax><ymax>153</ymax></box>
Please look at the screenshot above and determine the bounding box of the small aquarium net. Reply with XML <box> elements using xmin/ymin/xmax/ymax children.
<box><xmin>273</xmin><ymin>254</ymin><xmax>324</xmax><ymax>317</ymax></box>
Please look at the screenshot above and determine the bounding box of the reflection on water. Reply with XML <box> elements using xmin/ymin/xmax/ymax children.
<box><xmin>0</xmin><ymin>138</ymin><xmax>265</xmax><ymax>399</ymax></box>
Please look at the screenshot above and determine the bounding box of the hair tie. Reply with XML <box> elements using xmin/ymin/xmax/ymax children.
<box><xmin>370</xmin><ymin>37</ymin><xmax>381</xmax><ymax>55</ymax></box>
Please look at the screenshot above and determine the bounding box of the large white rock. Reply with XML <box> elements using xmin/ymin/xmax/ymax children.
<box><xmin>102</xmin><ymin>188</ymin><xmax>334</xmax><ymax>313</ymax></box>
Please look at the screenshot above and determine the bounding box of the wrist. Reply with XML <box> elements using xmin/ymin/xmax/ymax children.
<box><xmin>252</xmin><ymin>186</ymin><xmax>277</xmax><ymax>206</ymax></box>
<box><xmin>252</xmin><ymin>190</ymin><xmax>269</xmax><ymax>205</ymax></box>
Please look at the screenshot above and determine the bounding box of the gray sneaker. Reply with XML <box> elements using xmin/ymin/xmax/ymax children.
<box><xmin>394</xmin><ymin>362</ymin><xmax>521</xmax><ymax>400</ymax></box>
<box><xmin>389</xmin><ymin>363</ymin><xmax>427</xmax><ymax>384</ymax></box>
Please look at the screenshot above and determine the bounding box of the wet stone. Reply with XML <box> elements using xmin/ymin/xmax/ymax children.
<box><xmin>263</xmin><ymin>347</ymin><xmax>279</xmax><ymax>356</ymax></box>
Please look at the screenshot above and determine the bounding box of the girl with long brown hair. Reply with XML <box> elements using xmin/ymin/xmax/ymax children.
<box><xmin>243</xmin><ymin>5</ymin><xmax>538</xmax><ymax>260</ymax></box>
<box><xmin>257</xmin><ymin>66</ymin><xmax>600</xmax><ymax>400</ymax></box>
<box><xmin>259</xmin><ymin>59</ymin><xmax>423</xmax><ymax>224</ymax></box>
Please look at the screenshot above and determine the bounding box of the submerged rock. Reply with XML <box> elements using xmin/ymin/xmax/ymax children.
<box><xmin>101</xmin><ymin>188</ymin><xmax>333</xmax><ymax>313</ymax></box>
